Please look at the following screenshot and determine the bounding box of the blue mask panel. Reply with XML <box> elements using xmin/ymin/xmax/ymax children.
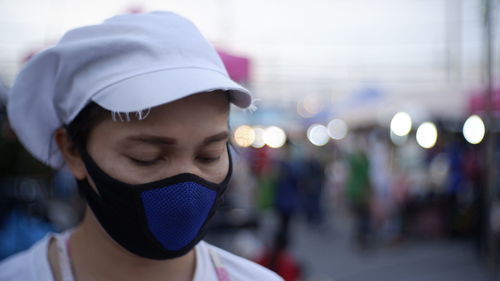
<box><xmin>140</xmin><ymin>182</ymin><xmax>217</xmax><ymax>251</ymax></box>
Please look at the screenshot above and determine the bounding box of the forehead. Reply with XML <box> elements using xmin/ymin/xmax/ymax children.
<box><xmin>93</xmin><ymin>92</ymin><xmax>230</xmax><ymax>139</ymax></box>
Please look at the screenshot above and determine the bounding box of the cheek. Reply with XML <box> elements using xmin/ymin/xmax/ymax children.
<box><xmin>89</xmin><ymin>147</ymin><xmax>133</xmax><ymax>181</ymax></box>
<box><xmin>207</xmin><ymin>151</ymin><xmax>230</xmax><ymax>184</ymax></box>
<box><xmin>86</xmin><ymin>137</ymin><xmax>144</xmax><ymax>184</ymax></box>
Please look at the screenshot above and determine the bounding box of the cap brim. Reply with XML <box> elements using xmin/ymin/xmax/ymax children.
<box><xmin>91</xmin><ymin>68</ymin><xmax>251</xmax><ymax>113</ymax></box>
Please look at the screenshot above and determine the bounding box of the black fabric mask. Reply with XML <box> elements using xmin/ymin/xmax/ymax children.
<box><xmin>76</xmin><ymin>146</ymin><xmax>232</xmax><ymax>260</ymax></box>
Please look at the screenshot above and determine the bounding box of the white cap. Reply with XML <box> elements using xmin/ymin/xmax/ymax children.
<box><xmin>7</xmin><ymin>11</ymin><xmax>252</xmax><ymax>168</ymax></box>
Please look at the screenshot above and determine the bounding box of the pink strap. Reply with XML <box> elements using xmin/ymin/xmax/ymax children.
<box><xmin>55</xmin><ymin>232</ymin><xmax>75</xmax><ymax>281</ymax></box>
<box><xmin>209</xmin><ymin>248</ymin><xmax>232</xmax><ymax>281</ymax></box>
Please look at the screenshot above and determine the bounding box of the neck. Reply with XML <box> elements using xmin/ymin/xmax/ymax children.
<box><xmin>68</xmin><ymin>208</ymin><xmax>196</xmax><ymax>281</ymax></box>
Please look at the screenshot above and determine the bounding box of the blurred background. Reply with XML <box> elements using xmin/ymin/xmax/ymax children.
<box><xmin>0</xmin><ymin>0</ymin><xmax>499</xmax><ymax>280</ymax></box>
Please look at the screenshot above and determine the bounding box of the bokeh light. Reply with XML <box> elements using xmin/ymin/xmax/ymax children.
<box><xmin>416</xmin><ymin>122</ymin><xmax>438</xmax><ymax>149</ymax></box>
<box><xmin>297</xmin><ymin>101</ymin><xmax>312</xmax><ymax>118</ymax></box>
<box><xmin>296</xmin><ymin>96</ymin><xmax>322</xmax><ymax>118</ymax></box>
<box><xmin>390</xmin><ymin>130</ymin><xmax>408</xmax><ymax>146</ymax></box>
<box><xmin>307</xmin><ymin>124</ymin><xmax>330</xmax><ymax>146</ymax></box>
<box><xmin>251</xmin><ymin>127</ymin><xmax>266</xmax><ymax>148</ymax></box>
<box><xmin>390</xmin><ymin>112</ymin><xmax>412</xmax><ymax>136</ymax></box>
<box><xmin>463</xmin><ymin>115</ymin><xmax>486</xmax><ymax>145</ymax></box>
<box><xmin>263</xmin><ymin>126</ymin><xmax>287</xmax><ymax>148</ymax></box>
<box><xmin>233</xmin><ymin>125</ymin><xmax>255</xmax><ymax>147</ymax></box>
<box><xmin>327</xmin><ymin>119</ymin><xmax>348</xmax><ymax>140</ymax></box>
<box><xmin>303</xmin><ymin>96</ymin><xmax>322</xmax><ymax>115</ymax></box>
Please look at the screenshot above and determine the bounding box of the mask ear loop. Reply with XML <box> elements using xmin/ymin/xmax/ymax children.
<box><xmin>64</xmin><ymin>125</ymin><xmax>111</xmax><ymax>200</ymax></box>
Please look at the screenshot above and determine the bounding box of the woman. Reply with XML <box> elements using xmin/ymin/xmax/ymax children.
<box><xmin>0</xmin><ymin>11</ymin><xmax>282</xmax><ymax>281</ymax></box>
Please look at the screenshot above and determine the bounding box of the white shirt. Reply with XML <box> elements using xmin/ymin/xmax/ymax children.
<box><xmin>0</xmin><ymin>233</ymin><xmax>283</xmax><ymax>281</ymax></box>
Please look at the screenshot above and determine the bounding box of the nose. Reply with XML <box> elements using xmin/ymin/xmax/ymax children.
<box><xmin>167</xmin><ymin>157</ymin><xmax>199</xmax><ymax>177</ymax></box>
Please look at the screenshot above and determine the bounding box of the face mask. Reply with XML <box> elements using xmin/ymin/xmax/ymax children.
<box><xmin>76</xmin><ymin>146</ymin><xmax>232</xmax><ymax>260</ymax></box>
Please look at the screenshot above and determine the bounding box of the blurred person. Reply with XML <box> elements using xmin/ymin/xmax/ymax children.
<box><xmin>255</xmin><ymin>232</ymin><xmax>301</xmax><ymax>281</ymax></box>
<box><xmin>444</xmin><ymin>138</ymin><xmax>474</xmax><ymax>238</ymax></box>
<box><xmin>441</xmin><ymin>137</ymin><xmax>482</xmax><ymax>240</ymax></box>
<box><xmin>462</xmin><ymin>145</ymin><xmax>486</xmax><ymax>255</ymax></box>
<box><xmin>254</xmin><ymin>146</ymin><xmax>277</xmax><ymax>211</ymax></box>
<box><xmin>395</xmin><ymin>137</ymin><xmax>434</xmax><ymax>238</ymax></box>
<box><xmin>302</xmin><ymin>147</ymin><xmax>326</xmax><ymax>227</ymax></box>
<box><xmin>0</xmin><ymin>11</ymin><xmax>282</xmax><ymax>281</ymax></box>
<box><xmin>324</xmin><ymin>146</ymin><xmax>347</xmax><ymax>216</ymax></box>
<box><xmin>367</xmin><ymin>130</ymin><xmax>393</xmax><ymax>242</ymax></box>
<box><xmin>397</xmin><ymin>138</ymin><xmax>427</xmax><ymax>197</ymax></box>
<box><xmin>387</xmin><ymin>163</ymin><xmax>409</xmax><ymax>242</ymax></box>
<box><xmin>345</xmin><ymin>134</ymin><xmax>372</xmax><ymax>249</ymax></box>
<box><xmin>273</xmin><ymin>141</ymin><xmax>301</xmax><ymax>250</ymax></box>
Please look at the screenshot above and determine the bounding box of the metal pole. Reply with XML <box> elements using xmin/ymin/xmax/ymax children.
<box><xmin>483</xmin><ymin>0</ymin><xmax>498</xmax><ymax>279</ymax></box>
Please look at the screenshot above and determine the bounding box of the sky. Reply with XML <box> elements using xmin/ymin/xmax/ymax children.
<box><xmin>0</xmin><ymin>0</ymin><xmax>498</xmax><ymax>121</ymax></box>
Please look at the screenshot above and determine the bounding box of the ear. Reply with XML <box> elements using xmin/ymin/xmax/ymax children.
<box><xmin>54</xmin><ymin>127</ymin><xmax>87</xmax><ymax>180</ymax></box>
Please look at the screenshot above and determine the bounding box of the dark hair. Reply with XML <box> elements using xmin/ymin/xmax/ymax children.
<box><xmin>65</xmin><ymin>102</ymin><xmax>109</xmax><ymax>150</ymax></box>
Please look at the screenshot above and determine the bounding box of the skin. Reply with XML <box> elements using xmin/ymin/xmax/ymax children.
<box><xmin>51</xmin><ymin>91</ymin><xmax>230</xmax><ymax>281</ymax></box>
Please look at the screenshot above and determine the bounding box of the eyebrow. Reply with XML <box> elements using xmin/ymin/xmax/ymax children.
<box><xmin>202</xmin><ymin>131</ymin><xmax>229</xmax><ymax>145</ymax></box>
<box><xmin>125</xmin><ymin>131</ymin><xmax>229</xmax><ymax>146</ymax></box>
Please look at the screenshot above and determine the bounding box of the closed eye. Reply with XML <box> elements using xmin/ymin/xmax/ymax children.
<box><xmin>129</xmin><ymin>157</ymin><xmax>160</xmax><ymax>166</ymax></box>
<box><xmin>196</xmin><ymin>156</ymin><xmax>221</xmax><ymax>164</ymax></box>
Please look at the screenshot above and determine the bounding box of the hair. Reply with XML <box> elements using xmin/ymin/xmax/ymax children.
<box><xmin>65</xmin><ymin>102</ymin><xmax>110</xmax><ymax>150</ymax></box>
